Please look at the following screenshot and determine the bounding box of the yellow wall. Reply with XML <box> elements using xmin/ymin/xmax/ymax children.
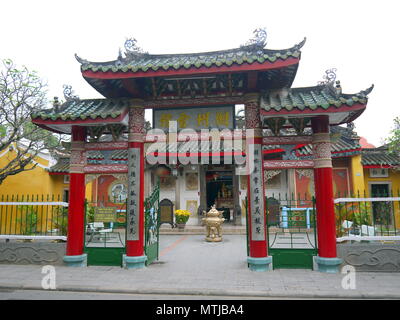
<box><xmin>363</xmin><ymin>168</ymin><xmax>400</xmax><ymax>229</ymax></box>
<box><xmin>85</xmin><ymin>181</ymin><xmax>93</xmax><ymax>202</ymax></box>
<box><xmin>0</xmin><ymin>149</ymin><xmax>69</xmax><ymax>234</ymax></box>
<box><xmin>350</xmin><ymin>155</ymin><xmax>366</xmax><ymax>195</ymax></box>
<box><xmin>0</xmin><ymin>149</ymin><xmax>67</xmax><ymax>197</ymax></box>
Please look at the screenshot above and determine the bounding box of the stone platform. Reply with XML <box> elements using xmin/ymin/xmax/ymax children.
<box><xmin>159</xmin><ymin>224</ymin><xmax>246</xmax><ymax>235</ymax></box>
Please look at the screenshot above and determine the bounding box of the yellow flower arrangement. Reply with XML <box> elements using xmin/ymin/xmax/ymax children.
<box><xmin>175</xmin><ymin>209</ymin><xmax>191</xmax><ymax>224</ymax></box>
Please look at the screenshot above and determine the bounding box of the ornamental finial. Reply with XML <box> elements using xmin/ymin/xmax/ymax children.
<box><xmin>124</xmin><ymin>37</ymin><xmax>147</xmax><ymax>56</ymax></box>
<box><xmin>294</xmin><ymin>37</ymin><xmax>307</xmax><ymax>50</ymax></box>
<box><xmin>242</xmin><ymin>28</ymin><xmax>267</xmax><ymax>49</ymax></box>
<box><xmin>74</xmin><ymin>53</ymin><xmax>89</xmax><ymax>65</ymax></box>
<box><xmin>63</xmin><ymin>85</ymin><xmax>79</xmax><ymax>102</ymax></box>
<box><xmin>357</xmin><ymin>84</ymin><xmax>374</xmax><ymax>97</ymax></box>
<box><xmin>318</xmin><ymin>68</ymin><xmax>337</xmax><ymax>86</ymax></box>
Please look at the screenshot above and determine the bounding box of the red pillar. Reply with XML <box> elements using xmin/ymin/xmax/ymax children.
<box><xmin>244</xmin><ymin>93</ymin><xmax>272</xmax><ymax>271</ymax></box>
<box><xmin>64</xmin><ymin>126</ymin><xmax>87</xmax><ymax>266</ymax></box>
<box><xmin>124</xmin><ymin>102</ymin><xmax>147</xmax><ymax>269</ymax></box>
<box><xmin>311</xmin><ymin>115</ymin><xmax>342</xmax><ymax>273</ymax></box>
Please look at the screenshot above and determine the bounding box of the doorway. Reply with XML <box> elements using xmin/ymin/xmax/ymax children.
<box><xmin>206</xmin><ymin>170</ymin><xmax>233</xmax><ymax>221</ymax></box>
<box><xmin>370</xmin><ymin>183</ymin><xmax>393</xmax><ymax>226</ymax></box>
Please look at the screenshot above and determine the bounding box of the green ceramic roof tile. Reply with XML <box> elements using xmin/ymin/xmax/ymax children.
<box><xmin>32</xmin><ymin>98</ymin><xmax>131</xmax><ymax>122</ymax></box>
<box><xmin>47</xmin><ymin>158</ymin><xmax>70</xmax><ymax>173</ymax></box>
<box><xmin>361</xmin><ymin>149</ymin><xmax>400</xmax><ymax>166</ymax></box>
<box><xmin>110</xmin><ymin>150</ymin><xmax>128</xmax><ymax>160</ymax></box>
<box><xmin>77</xmin><ymin>40</ymin><xmax>306</xmax><ymax>74</ymax></box>
<box><xmin>261</xmin><ymin>84</ymin><xmax>374</xmax><ymax>113</ymax></box>
<box><xmin>87</xmin><ymin>150</ymin><xmax>104</xmax><ymax>160</ymax></box>
<box><xmin>294</xmin><ymin>126</ymin><xmax>361</xmax><ymax>157</ymax></box>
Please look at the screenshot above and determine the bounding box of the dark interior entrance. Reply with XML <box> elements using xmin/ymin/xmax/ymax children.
<box><xmin>371</xmin><ymin>183</ymin><xmax>393</xmax><ymax>225</ymax></box>
<box><xmin>206</xmin><ymin>170</ymin><xmax>233</xmax><ymax>221</ymax></box>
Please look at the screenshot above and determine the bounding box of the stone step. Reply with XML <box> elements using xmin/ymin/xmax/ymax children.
<box><xmin>159</xmin><ymin>224</ymin><xmax>246</xmax><ymax>235</ymax></box>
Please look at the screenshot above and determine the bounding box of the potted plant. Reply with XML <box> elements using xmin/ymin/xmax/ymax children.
<box><xmin>174</xmin><ymin>209</ymin><xmax>191</xmax><ymax>229</ymax></box>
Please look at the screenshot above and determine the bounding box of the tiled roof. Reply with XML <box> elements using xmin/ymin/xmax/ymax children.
<box><xmin>261</xmin><ymin>83</ymin><xmax>373</xmax><ymax>112</ymax></box>
<box><xmin>47</xmin><ymin>158</ymin><xmax>70</xmax><ymax>173</ymax></box>
<box><xmin>361</xmin><ymin>149</ymin><xmax>400</xmax><ymax>166</ymax></box>
<box><xmin>297</xmin><ymin>137</ymin><xmax>361</xmax><ymax>157</ymax></box>
<box><xmin>32</xmin><ymin>99</ymin><xmax>131</xmax><ymax>121</ymax></box>
<box><xmin>77</xmin><ymin>40</ymin><xmax>305</xmax><ymax>74</ymax></box>
<box><xmin>110</xmin><ymin>150</ymin><xmax>128</xmax><ymax>160</ymax></box>
<box><xmin>87</xmin><ymin>150</ymin><xmax>104</xmax><ymax>159</ymax></box>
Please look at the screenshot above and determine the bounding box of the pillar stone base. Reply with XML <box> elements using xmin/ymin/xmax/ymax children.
<box><xmin>247</xmin><ymin>256</ymin><xmax>273</xmax><ymax>272</ymax></box>
<box><xmin>123</xmin><ymin>255</ymin><xmax>147</xmax><ymax>269</ymax></box>
<box><xmin>314</xmin><ymin>256</ymin><xmax>343</xmax><ymax>273</ymax></box>
<box><xmin>63</xmin><ymin>254</ymin><xmax>87</xmax><ymax>267</ymax></box>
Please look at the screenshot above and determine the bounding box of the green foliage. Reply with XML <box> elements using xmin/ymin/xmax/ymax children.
<box><xmin>85</xmin><ymin>202</ymin><xmax>95</xmax><ymax>223</ymax></box>
<box><xmin>0</xmin><ymin>125</ymin><xmax>6</xmax><ymax>138</ymax></box>
<box><xmin>353</xmin><ymin>204</ymin><xmax>372</xmax><ymax>225</ymax></box>
<box><xmin>386</xmin><ymin>116</ymin><xmax>400</xmax><ymax>155</ymax></box>
<box><xmin>335</xmin><ymin>202</ymin><xmax>372</xmax><ymax>236</ymax></box>
<box><xmin>16</xmin><ymin>205</ymin><xmax>39</xmax><ymax>235</ymax></box>
<box><xmin>52</xmin><ymin>206</ymin><xmax>68</xmax><ymax>235</ymax></box>
<box><xmin>0</xmin><ymin>58</ymin><xmax>66</xmax><ymax>185</ymax></box>
<box><xmin>372</xmin><ymin>201</ymin><xmax>393</xmax><ymax>226</ymax></box>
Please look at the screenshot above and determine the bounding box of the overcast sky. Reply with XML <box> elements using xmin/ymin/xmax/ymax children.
<box><xmin>1</xmin><ymin>0</ymin><xmax>399</xmax><ymax>146</ymax></box>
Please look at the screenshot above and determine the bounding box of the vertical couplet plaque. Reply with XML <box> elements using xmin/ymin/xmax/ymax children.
<box><xmin>250</xmin><ymin>144</ymin><xmax>265</xmax><ymax>241</ymax></box>
<box><xmin>127</xmin><ymin>148</ymin><xmax>141</xmax><ymax>241</ymax></box>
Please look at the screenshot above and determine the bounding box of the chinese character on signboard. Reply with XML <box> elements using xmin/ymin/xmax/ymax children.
<box><xmin>154</xmin><ymin>106</ymin><xmax>234</xmax><ymax>130</ymax></box>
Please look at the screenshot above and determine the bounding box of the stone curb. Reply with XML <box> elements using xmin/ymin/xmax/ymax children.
<box><xmin>1</xmin><ymin>284</ymin><xmax>399</xmax><ymax>299</ymax></box>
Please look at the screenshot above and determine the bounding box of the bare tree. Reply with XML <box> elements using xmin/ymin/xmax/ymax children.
<box><xmin>0</xmin><ymin>59</ymin><xmax>63</xmax><ymax>185</ymax></box>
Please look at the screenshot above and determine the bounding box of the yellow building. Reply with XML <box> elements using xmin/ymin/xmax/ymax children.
<box><xmin>361</xmin><ymin>148</ymin><xmax>400</xmax><ymax>229</ymax></box>
<box><xmin>0</xmin><ymin>147</ymin><xmax>68</xmax><ymax>199</ymax></box>
<box><xmin>0</xmin><ymin>146</ymin><xmax>69</xmax><ymax>235</ymax></box>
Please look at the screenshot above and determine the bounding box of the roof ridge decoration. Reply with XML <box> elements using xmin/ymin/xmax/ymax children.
<box><xmin>318</xmin><ymin>68</ymin><xmax>337</xmax><ymax>86</ymax></box>
<box><xmin>293</xmin><ymin>37</ymin><xmax>307</xmax><ymax>50</ymax></box>
<box><xmin>63</xmin><ymin>85</ymin><xmax>80</xmax><ymax>102</ymax></box>
<box><xmin>241</xmin><ymin>28</ymin><xmax>268</xmax><ymax>51</ymax></box>
<box><xmin>74</xmin><ymin>31</ymin><xmax>306</xmax><ymax>73</ymax></box>
<box><xmin>356</xmin><ymin>84</ymin><xmax>374</xmax><ymax>98</ymax></box>
<box><xmin>124</xmin><ymin>37</ymin><xmax>148</xmax><ymax>57</ymax></box>
<box><xmin>74</xmin><ymin>53</ymin><xmax>89</xmax><ymax>65</ymax></box>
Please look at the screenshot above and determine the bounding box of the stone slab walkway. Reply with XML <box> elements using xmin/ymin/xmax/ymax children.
<box><xmin>0</xmin><ymin>235</ymin><xmax>399</xmax><ymax>299</ymax></box>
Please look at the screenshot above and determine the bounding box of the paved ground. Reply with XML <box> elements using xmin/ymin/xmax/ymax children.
<box><xmin>0</xmin><ymin>234</ymin><xmax>399</xmax><ymax>299</ymax></box>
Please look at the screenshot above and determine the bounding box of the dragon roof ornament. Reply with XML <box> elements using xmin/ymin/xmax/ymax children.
<box><xmin>123</xmin><ymin>37</ymin><xmax>147</xmax><ymax>57</ymax></box>
<box><xmin>318</xmin><ymin>68</ymin><xmax>337</xmax><ymax>86</ymax></box>
<box><xmin>63</xmin><ymin>84</ymin><xmax>79</xmax><ymax>102</ymax></box>
<box><xmin>241</xmin><ymin>28</ymin><xmax>268</xmax><ymax>50</ymax></box>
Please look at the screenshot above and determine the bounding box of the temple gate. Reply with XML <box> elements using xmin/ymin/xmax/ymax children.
<box><xmin>32</xmin><ymin>30</ymin><xmax>373</xmax><ymax>272</ymax></box>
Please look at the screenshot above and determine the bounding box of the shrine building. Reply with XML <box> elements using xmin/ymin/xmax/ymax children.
<box><xmin>32</xmin><ymin>30</ymin><xmax>373</xmax><ymax>272</ymax></box>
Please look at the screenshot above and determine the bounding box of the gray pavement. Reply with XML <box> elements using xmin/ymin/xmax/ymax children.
<box><xmin>0</xmin><ymin>234</ymin><xmax>399</xmax><ymax>299</ymax></box>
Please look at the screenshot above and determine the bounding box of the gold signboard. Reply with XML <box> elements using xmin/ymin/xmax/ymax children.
<box><xmin>94</xmin><ymin>207</ymin><xmax>117</xmax><ymax>222</ymax></box>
